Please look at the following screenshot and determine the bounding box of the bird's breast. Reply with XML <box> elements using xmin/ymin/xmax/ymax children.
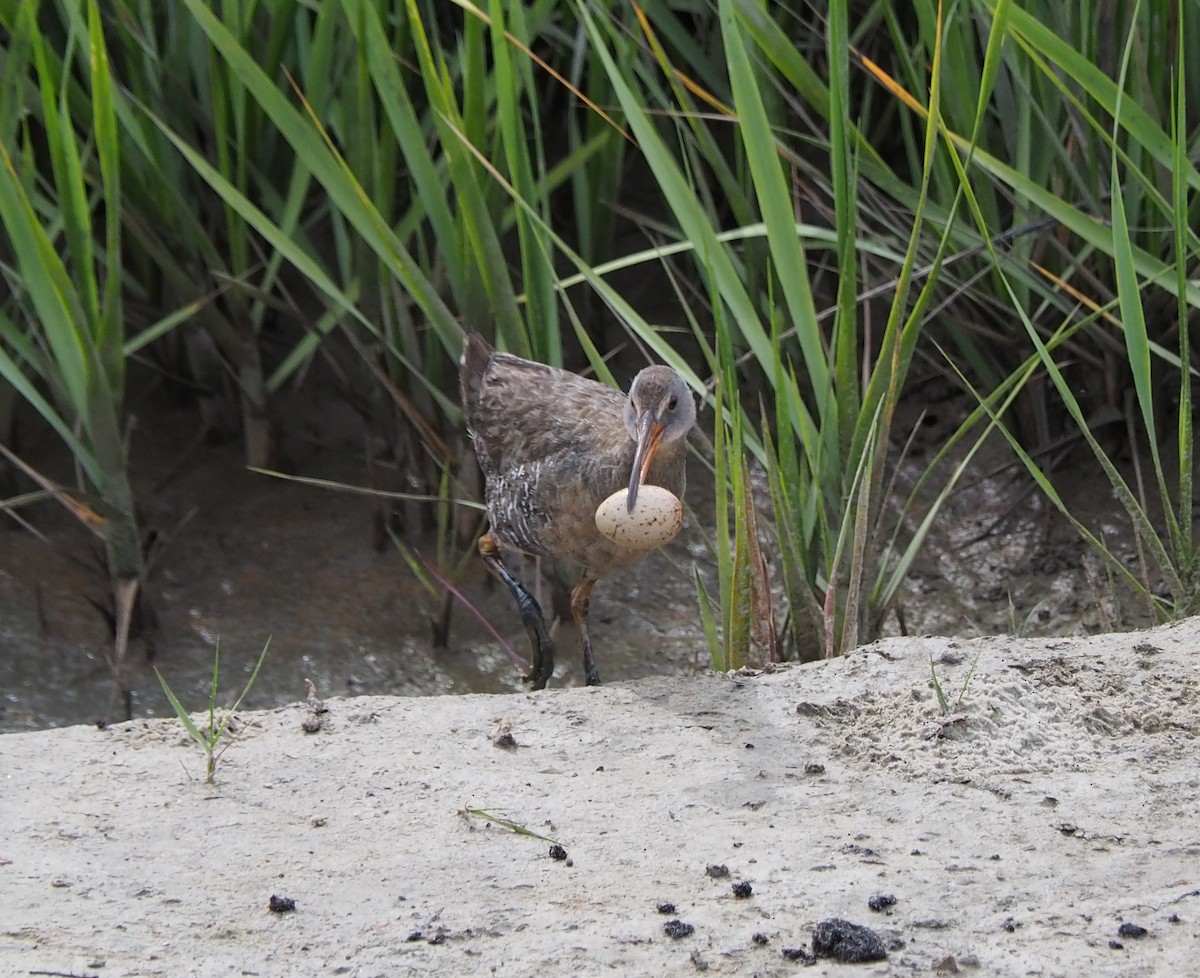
<box><xmin>485</xmin><ymin>442</ymin><xmax>685</xmax><ymax>575</ymax></box>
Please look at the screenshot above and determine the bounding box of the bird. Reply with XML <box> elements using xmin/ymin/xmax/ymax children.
<box><xmin>460</xmin><ymin>332</ymin><xmax>696</xmax><ymax>689</ymax></box>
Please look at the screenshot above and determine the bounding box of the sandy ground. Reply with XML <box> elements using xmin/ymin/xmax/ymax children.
<box><xmin>2</xmin><ymin>621</ymin><xmax>1199</xmax><ymax>978</ymax></box>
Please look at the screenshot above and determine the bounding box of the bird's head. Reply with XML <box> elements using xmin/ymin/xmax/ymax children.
<box><xmin>622</xmin><ymin>367</ymin><xmax>696</xmax><ymax>512</ymax></box>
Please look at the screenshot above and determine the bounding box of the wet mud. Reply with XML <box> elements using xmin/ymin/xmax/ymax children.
<box><xmin>0</xmin><ymin>383</ymin><xmax>1155</xmax><ymax>732</ymax></box>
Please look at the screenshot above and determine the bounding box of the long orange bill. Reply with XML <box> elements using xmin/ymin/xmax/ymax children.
<box><xmin>627</xmin><ymin>413</ymin><xmax>664</xmax><ymax>512</ymax></box>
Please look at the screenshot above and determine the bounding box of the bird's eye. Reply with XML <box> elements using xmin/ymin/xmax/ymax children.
<box><xmin>667</xmin><ymin>395</ymin><xmax>678</xmax><ymax>411</ymax></box>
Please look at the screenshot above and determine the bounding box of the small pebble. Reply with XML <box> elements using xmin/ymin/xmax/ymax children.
<box><xmin>268</xmin><ymin>895</ymin><xmax>296</xmax><ymax>914</ymax></box>
<box><xmin>781</xmin><ymin>946</ymin><xmax>816</xmax><ymax>963</ymax></box>
<box><xmin>656</xmin><ymin>901</ymin><xmax>677</xmax><ymax>915</ymax></box>
<box><xmin>804</xmin><ymin>761</ymin><xmax>825</xmax><ymax>775</ymax></box>
<box><xmin>732</xmin><ymin>881</ymin><xmax>753</xmax><ymax>898</ymax></box>
<box><xmin>752</xmin><ymin>932</ymin><xmax>769</xmax><ymax>945</ymax></box>
<box><xmin>867</xmin><ymin>892</ymin><xmax>896</xmax><ymax>912</ymax></box>
<box><xmin>491</xmin><ymin>718</ymin><xmax>517</xmax><ymax>749</ymax></box>
<box><xmin>705</xmin><ymin>864</ymin><xmax>730</xmax><ymax>878</ymax></box>
<box><xmin>548</xmin><ymin>844</ymin><xmax>568</xmax><ymax>861</ymax></box>
<box><xmin>663</xmin><ymin>919</ymin><xmax>695</xmax><ymax>939</ymax></box>
<box><xmin>1109</xmin><ymin>940</ymin><xmax>1124</xmax><ymax>950</ymax></box>
<box><xmin>1117</xmin><ymin>922</ymin><xmax>1148</xmax><ymax>939</ymax></box>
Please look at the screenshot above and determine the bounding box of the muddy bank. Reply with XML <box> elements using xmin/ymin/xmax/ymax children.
<box><xmin>3</xmin><ymin>620</ymin><xmax>1198</xmax><ymax>976</ymax></box>
<box><xmin>1</xmin><ymin>407</ymin><xmax>1151</xmax><ymax>735</ymax></box>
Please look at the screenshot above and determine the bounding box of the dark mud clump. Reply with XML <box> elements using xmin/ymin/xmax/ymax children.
<box><xmin>812</xmin><ymin>918</ymin><xmax>887</xmax><ymax>962</ymax></box>
<box><xmin>663</xmin><ymin>919</ymin><xmax>695</xmax><ymax>939</ymax></box>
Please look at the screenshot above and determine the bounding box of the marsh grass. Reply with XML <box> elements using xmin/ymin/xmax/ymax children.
<box><xmin>939</xmin><ymin>0</ymin><xmax>1200</xmax><ymax>621</ymax></box>
<box><xmin>155</xmin><ymin>639</ymin><xmax>270</xmax><ymax>784</ymax></box>
<box><xmin>930</xmin><ymin>648</ymin><xmax>983</xmax><ymax>715</ymax></box>
<box><xmin>3</xmin><ymin>0</ymin><xmax>1199</xmax><ymax>694</ymax></box>
<box><xmin>0</xmin><ymin>0</ymin><xmax>156</xmax><ymax>712</ymax></box>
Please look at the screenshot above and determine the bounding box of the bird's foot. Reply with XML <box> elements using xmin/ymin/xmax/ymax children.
<box><xmin>514</xmin><ymin>590</ymin><xmax>555</xmax><ymax>690</ymax></box>
<box><xmin>573</xmin><ymin>578</ymin><xmax>601</xmax><ymax>686</ymax></box>
<box><xmin>524</xmin><ymin>656</ymin><xmax>555</xmax><ymax>690</ymax></box>
<box><xmin>582</xmin><ymin>640</ymin><xmax>601</xmax><ymax>686</ymax></box>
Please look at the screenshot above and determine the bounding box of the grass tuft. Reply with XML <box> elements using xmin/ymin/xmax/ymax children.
<box><xmin>155</xmin><ymin>639</ymin><xmax>270</xmax><ymax>784</ymax></box>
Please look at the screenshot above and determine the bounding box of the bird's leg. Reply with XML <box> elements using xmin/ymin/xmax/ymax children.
<box><xmin>570</xmin><ymin>576</ymin><xmax>601</xmax><ymax>686</ymax></box>
<box><xmin>479</xmin><ymin>533</ymin><xmax>555</xmax><ymax>689</ymax></box>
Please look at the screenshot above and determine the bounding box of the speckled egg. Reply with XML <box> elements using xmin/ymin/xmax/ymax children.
<box><xmin>595</xmin><ymin>485</ymin><xmax>684</xmax><ymax>549</ymax></box>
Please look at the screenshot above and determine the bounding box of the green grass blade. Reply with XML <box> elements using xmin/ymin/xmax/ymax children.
<box><xmin>341</xmin><ymin>0</ymin><xmax>459</xmax><ymax>290</ymax></box>
<box><xmin>721</xmin><ymin>0</ymin><xmax>826</xmax><ymax>404</ymax></box>
<box><xmin>487</xmin><ymin>0</ymin><xmax>558</xmax><ymax>363</ymax></box>
<box><xmin>826</xmin><ymin>0</ymin><xmax>860</xmax><ymax>464</ymax></box>
<box><xmin>226</xmin><ymin>637</ymin><xmax>271</xmax><ymax>716</ymax></box>
<box><xmin>142</xmin><ymin>108</ymin><xmax>458</xmax><ymax>419</ymax></box>
<box><xmin>404</xmin><ymin>0</ymin><xmax>524</xmax><ymax>354</ymax></box>
<box><xmin>88</xmin><ymin>0</ymin><xmax>122</xmax><ymax>360</ymax></box>
<box><xmin>176</xmin><ymin>0</ymin><xmax>464</xmax><ymax>356</ymax></box>
<box><xmin>977</xmin><ymin>0</ymin><xmax>1196</xmax><ymax>190</ymax></box>
<box><xmin>1171</xmin><ymin>0</ymin><xmax>1193</xmax><ymax>563</ymax></box>
<box><xmin>154</xmin><ymin>667</ymin><xmax>208</xmax><ymax>749</ymax></box>
<box><xmin>576</xmin><ymin>2</ymin><xmax>775</xmax><ymax>383</ymax></box>
<box><xmin>1108</xmin><ymin>0</ymin><xmax>1172</xmax><ymax>532</ymax></box>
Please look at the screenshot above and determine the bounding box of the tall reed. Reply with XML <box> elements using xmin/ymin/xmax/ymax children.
<box><xmin>0</xmin><ymin>0</ymin><xmax>146</xmax><ymax>712</ymax></box>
